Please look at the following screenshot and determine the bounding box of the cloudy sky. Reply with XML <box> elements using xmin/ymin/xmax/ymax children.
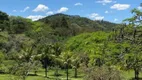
<box><xmin>0</xmin><ymin>0</ymin><xmax>141</xmax><ymax>22</ymax></box>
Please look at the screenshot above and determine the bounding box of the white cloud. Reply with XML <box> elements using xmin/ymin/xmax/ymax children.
<box><xmin>114</xmin><ymin>18</ymin><xmax>118</xmax><ymax>22</ymax></box>
<box><xmin>96</xmin><ymin>0</ymin><xmax>113</xmax><ymax>5</ymax></box>
<box><xmin>89</xmin><ymin>13</ymin><xmax>99</xmax><ymax>18</ymax></box>
<box><xmin>46</xmin><ymin>11</ymin><xmax>54</xmax><ymax>15</ymax></box>
<box><xmin>110</xmin><ymin>4</ymin><xmax>130</xmax><ymax>10</ymax></box>
<box><xmin>105</xmin><ymin>10</ymin><xmax>113</xmax><ymax>14</ymax></box>
<box><xmin>57</xmin><ymin>7</ymin><xmax>68</xmax><ymax>13</ymax></box>
<box><xmin>33</xmin><ymin>4</ymin><xmax>49</xmax><ymax>12</ymax></box>
<box><xmin>27</xmin><ymin>15</ymin><xmax>45</xmax><ymax>21</ymax></box>
<box><xmin>89</xmin><ymin>13</ymin><xmax>104</xmax><ymax>20</ymax></box>
<box><xmin>137</xmin><ymin>6</ymin><xmax>142</xmax><ymax>10</ymax></box>
<box><xmin>105</xmin><ymin>10</ymin><xmax>109</xmax><ymax>13</ymax></box>
<box><xmin>95</xmin><ymin>16</ymin><xmax>104</xmax><ymax>20</ymax></box>
<box><xmin>20</xmin><ymin>6</ymin><xmax>30</xmax><ymax>12</ymax></box>
<box><xmin>75</xmin><ymin>3</ymin><xmax>83</xmax><ymax>6</ymax></box>
<box><xmin>13</xmin><ymin>10</ymin><xmax>17</xmax><ymax>12</ymax></box>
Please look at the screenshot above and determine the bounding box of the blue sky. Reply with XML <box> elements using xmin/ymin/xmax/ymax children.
<box><xmin>0</xmin><ymin>0</ymin><xmax>141</xmax><ymax>23</ymax></box>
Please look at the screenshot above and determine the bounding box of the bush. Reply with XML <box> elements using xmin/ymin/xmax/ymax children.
<box><xmin>83</xmin><ymin>66</ymin><xmax>122</xmax><ymax>80</ymax></box>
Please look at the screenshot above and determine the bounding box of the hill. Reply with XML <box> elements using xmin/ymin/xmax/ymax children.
<box><xmin>38</xmin><ymin>13</ymin><xmax>120</xmax><ymax>36</ymax></box>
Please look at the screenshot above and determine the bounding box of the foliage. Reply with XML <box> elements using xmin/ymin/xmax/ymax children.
<box><xmin>121</xmin><ymin>7</ymin><xmax>142</xmax><ymax>80</ymax></box>
<box><xmin>83</xmin><ymin>66</ymin><xmax>122</xmax><ymax>80</ymax></box>
<box><xmin>8</xmin><ymin>16</ymin><xmax>33</xmax><ymax>34</ymax></box>
<box><xmin>39</xmin><ymin>13</ymin><xmax>119</xmax><ymax>37</ymax></box>
<box><xmin>0</xmin><ymin>11</ymin><xmax>9</xmax><ymax>31</ymax></box>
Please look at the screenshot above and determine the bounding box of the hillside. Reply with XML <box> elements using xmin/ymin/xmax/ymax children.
<box><xmin>38</xmin><ymin>13</ymin><xmax>120</xmax><ymax>36</ymax></box>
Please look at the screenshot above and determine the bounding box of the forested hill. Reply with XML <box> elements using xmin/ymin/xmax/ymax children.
<box><xmin>0</xmin><ymin>10</ymin><xmax>120</xmax><ymax>41</ymax></box>
<box><xmin>39</xmin><ymin>13</ymin><xmax>119</xmax><ymax>32</ymax></box>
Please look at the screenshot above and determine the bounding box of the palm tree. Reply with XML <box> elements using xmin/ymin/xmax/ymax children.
<box><xmin>60</xmin><ymin>51</ymin><xmax>72</xmax><ymax>80</ymax></box>
<box><xmin>38</xmin><ymin>44</ymin><xmax>54</xmax><ymax>78</ymax></box>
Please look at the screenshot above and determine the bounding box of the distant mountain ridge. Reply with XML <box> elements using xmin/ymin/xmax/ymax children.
<box><xmin>39</xmin><ymin>13</ymin><xmax>119</xmax><ymax>31</ymax></box>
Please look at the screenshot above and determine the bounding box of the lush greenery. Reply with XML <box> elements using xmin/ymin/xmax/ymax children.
<box><xmin>0</xmin><ymin>5</ymin><xmax>142</xmax><ymax>80</ymax></box>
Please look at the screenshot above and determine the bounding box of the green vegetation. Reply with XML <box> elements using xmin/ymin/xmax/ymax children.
<box><xmin>0</xmin><ymin>4</ymin><xmax>142</xmax><ymax>80</ymax></box>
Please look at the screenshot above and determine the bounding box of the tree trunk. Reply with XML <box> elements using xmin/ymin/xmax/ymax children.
<box><xmin>74</xmin><ymin>67</ymin><xmax>77</xmax><ymax>78</ymax></box>
<box><xmin>34</xmin><ymin>71</ymin><xmax>37</xmax><ymax>75</ymax></box>
<box><xmin>134</xmin><ymin>68</ymin><xmax>139</xmax><ymax>80</ymax></box>
<box><xmin>66</xmin><ymin>63</ymin><xmax>69</xmax><ymax>80</ymax></box>
<box><xmin>44</xmin><ymin>59</ymin><xmax>48</xmax><ymax>78</ymax></box>
<box><xmin>23</xmin><ymin>76</ymin><xmax>26</xmax><ymax>80</ymax></box>
<box><xmin>45</xmin><ymin>66</ymin><xmax>47</xmax><ymax>77</ymax></box>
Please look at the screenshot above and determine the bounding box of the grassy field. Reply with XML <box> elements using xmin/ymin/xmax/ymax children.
<box><xmin>121</xmin><ymin>70</ymin><xmax>142</xmax><ymax>80</ymax></box>
<box><xmin>0</xmin><ymin>69</ymin><xmax>142</xmax><ymax>80</ymax></box>
<box><xmin>0</xmin><ymin>69</ymin><xmax>83</xmax><ymax>80</ymax></box>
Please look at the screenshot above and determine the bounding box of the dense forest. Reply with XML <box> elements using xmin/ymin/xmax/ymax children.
<box><xmin>0</xmin><ymin>5</ymin><xmax>142</xmax><ymax>80</ymax></box>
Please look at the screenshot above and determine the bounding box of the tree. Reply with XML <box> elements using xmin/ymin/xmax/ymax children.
<box><xmin>27</xmin><ymin>21</ymin><xmax>55</xmax><ymax>78</ymax></box>
<box><xmin>122</xmin><ymin>7</ymin><xmax>142</xmax><ymax>80</ymax></box>
<box><xmin>60</xmin><ymin>51</ymin><xmax>72</xmax><ymax>80</ymax></box>
<box><xmin>70</xmin><ymin>52</ymin><xmax>89</xmax><ymax>78</ymax></box>
<box><xmin>8</xmin><ymin>34</ymin><xmax>41</xmax><ymax>80</ymax></box>
<box><xmin>70</xmin><ymin>53</ymin><xmax>80</xmax><ymax>78</ymax></box>
<box><xmin>9</xmin><ymin>16</ymin><xmax>32</xmax><ymax>34</ymax></box>
<box><xmin>65</xmin><ymin>31</ymin><xmax>110</xmax><ymax>67</ymax></box>
<box><xmin>60</xmin><ymin>17</ymin><xmax>68</xmax><ymax>28</ymax></box>
<box><xmin>0</xmin><ymin>11</ymin><xmax>9</xmax><ymax>22</ymax></box>
<box><xmin>0</xmin><ymin>11</ymin><xmax>9</xmax><ymax>31</ymax></box>
<box><xmin>83</xmin><ymin>66</ymin><xmax>121</xmax><ymax>80</ymax></box>
<box><xmin>37</xmin><ymin>44</ymin><xmax>54</xmax><ymax>78</ymax></box>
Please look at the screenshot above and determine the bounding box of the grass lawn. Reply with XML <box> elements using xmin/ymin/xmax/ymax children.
<box><xmin>0</xmin><ymin>69</ymin><xmax>83</xmax><ymax>80</ymax></box>
<box><xmin>121</xmin><ymin>70</ymin><xmax>142</xmax><ymax>80</ymax></box>
<box><xmin>0</xmin><ymin>69</ymin><xmax>142</xmax><ymax>80</ymax></box>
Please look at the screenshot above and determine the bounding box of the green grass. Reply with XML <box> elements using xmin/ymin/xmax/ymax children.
<box><xmin>0</xmin><ymin>69</ymin><xmax>142</xmax><ymax>80</ymax></box>
<box><xmin>0</xmin><ymin>69</ymin><xmax>83</xmax><ymax>80</ymax></box>
<box><xmin>121</xmin><ymin>70</ymin><xmax>142</xmax><ymax>80</ymax></box>
<box><xmin>34</xmin><ymin>69</ymin><xmax>83</xmax><ymax>80</ymax></box>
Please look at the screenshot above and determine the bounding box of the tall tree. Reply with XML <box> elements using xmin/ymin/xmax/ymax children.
<box><xmin>123</xmin><ymin>7</ymin><xmax>142</xmax><ymax>80</ymax></box>
<box><xmin>60</xmin><ymin>51</ymin><xmax>72</xmax><ymax>80</ymax></box>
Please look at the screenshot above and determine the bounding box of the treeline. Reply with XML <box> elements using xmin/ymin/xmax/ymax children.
<box><xmin>0</xmin><ymin>5</ymin><xmax>142</xmax><ymax>80</ymax></box>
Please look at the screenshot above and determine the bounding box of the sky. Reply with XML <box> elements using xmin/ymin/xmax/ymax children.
<box><xmin>0</xmin><ymin>0</ymin><xmax>141</xmax><ymax>23</ymax></box>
